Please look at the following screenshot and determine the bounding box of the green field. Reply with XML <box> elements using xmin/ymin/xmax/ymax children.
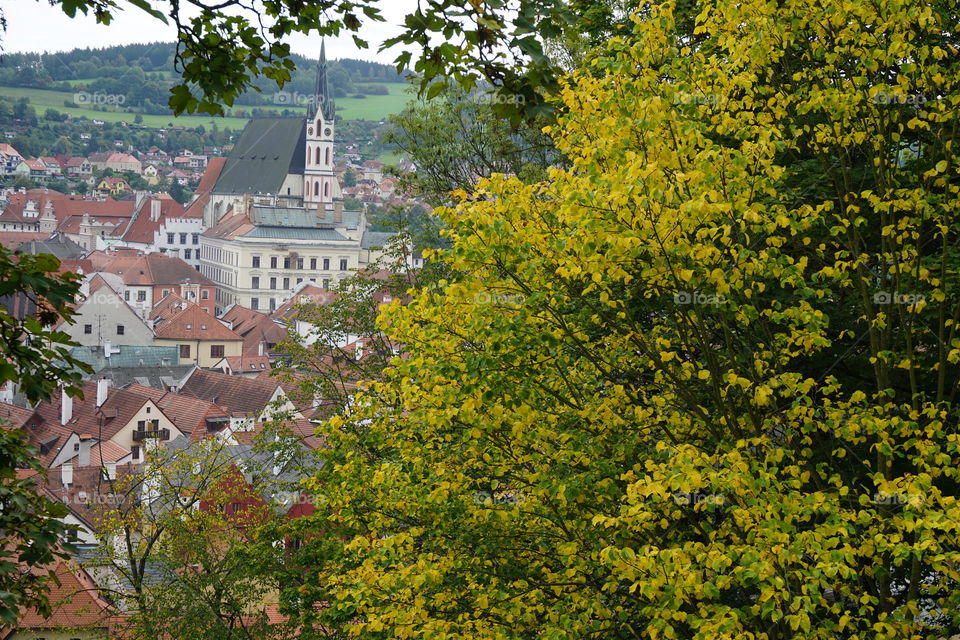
<box><xmin>0</xmin><ymin>85</ymin><xmax>249</xmax><ymax>130</ymax></box>
<box><xmin>0</xmin><ymin>81</ymin><xmax>413</xmax><ymax>130</ymax></box>
<box><xmin>226</xmin><ymin>82</ymin><xmax>413</xmax><ymax>121</ymax></box>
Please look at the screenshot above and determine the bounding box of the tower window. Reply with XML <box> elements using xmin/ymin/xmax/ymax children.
<box><xmin>325</xmin><ymin>148</ymin><xmax>330</xmax><ymax>165</ymax></box>
<box><xmin>314</xmin><ymin>182</ymin><xmax>319</xmax><ymax>196</ymax></box>
<box><xmin>315</xmin><ymin>147</ymin><xmax>321</xmax><ymax>164</ymax></box>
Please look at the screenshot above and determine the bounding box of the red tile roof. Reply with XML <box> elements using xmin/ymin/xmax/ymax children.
<box><xmin>117</xmin><ymin>198</ymin><xmax>188</xmax><ymax>244</ymax></box>
<box><xmin>179</xmin><ymin>369</ymin><xmax>282</xmax><ymax>416</ymax></box>
<box><xmin>0</xmin><ymin>189</ymin><xmax>135</xmax><ymax>226</ymax></box>
<box><xmin>0</xmin><ymin>401</ymin><xmax>33</xmax><ymax>430</ymax></box>
<box><xmin>9</xmin><ymin>560</ymin><xmax>118</xmax><ymax>631</ymax></box>
<box><xmin>271</xmin><ymin>284</ymin><xmax>336</xmax><ymax>321</ymax></box>
<box><xmin>94</xmin><ymin>252</ymin><xmax>214</xmax><ymax>287</ymax></box>
<box><xmin>125</xmin><ymin>383</ymin><xmax>230</xmax><ymax>437</ymax></box>
<box><xmin>220</xmin><ymin>304</ymin><xmax>288</xmax><ymax>354</ymax></box>
<box><xmin>0</xmin><ymin>231</ymin><xmax>47</xmax><ymax>250</ymax></box>
<box><xmin>151</xmin><ymin>297</ymin><xmax>241</xmax><ymax>341</ymax></box>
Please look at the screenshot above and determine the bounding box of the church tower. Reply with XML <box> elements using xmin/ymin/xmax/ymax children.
<box><xmin>303</xmin><ymin>41</ymin><xmax>337</xmax><ymax>209</ymax></box>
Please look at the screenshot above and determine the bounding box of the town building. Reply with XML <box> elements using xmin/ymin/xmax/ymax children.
<box><xmin>150</xmin><ymin>294</ymin><xmax>243</xmax><ymax>367</ymax></box>
<box><xmin>197</xmin><ymin>41</ymin><xmax>394</xmax><ymax>314</ymax></box>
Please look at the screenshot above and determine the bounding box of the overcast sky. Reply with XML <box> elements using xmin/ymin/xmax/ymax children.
<box><xmin>1</xmin><ymin>0</ymin><xmax>418</xmax><ymax>63</ymax></box>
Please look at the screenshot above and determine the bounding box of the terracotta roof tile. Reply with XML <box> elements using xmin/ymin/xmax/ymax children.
<box><xmin>125</xmin><ymin>383</ymin><xmax>229</xmax><ymax>436</ymax></box>
<box><xmin>179</xmin><ymin>369</ymin><xmax>281</xmax><ymax>416</ymax></box>
<box><xmin>0</xmin><ymin>402</ymin><xmax>33</xmax><ymax>429</ymax></box>
<box><xmin>151</xmin><ymin>298</ymin><xmax>241</xmax><ymax>341</ymax></box>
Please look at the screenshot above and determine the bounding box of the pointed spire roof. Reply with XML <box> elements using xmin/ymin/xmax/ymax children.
<box><xmin>313</xmin><ymin>40</ymin><xmax>334</xmax><ymax>121</ymax></box>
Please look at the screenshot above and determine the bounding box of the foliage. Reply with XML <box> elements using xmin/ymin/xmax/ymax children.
<box><xmin>83</xmin><ymin>431</ymin><xmax>314</xmax><ymax>639</ymax></box>
<box><xmin>384</xmin><ymin>86</ymin><xmax>556</xmax><ymax>207</ymax></box>
<box><xmin>0</xmin><ymin>246</ymin><xmax>90</xmax><ymax>625</ymax></box>
<box><xmin>293</xmin><ymin>0</ymin><xmax>960</xmax><ymax>637</ymax></box>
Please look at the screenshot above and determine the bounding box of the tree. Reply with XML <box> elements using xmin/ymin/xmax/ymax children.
<box><xmin>83</xmin><ymin>430</ymin><xmax>314</xmax><ymax>639</ymax></box>
<box><xmin>384</xmin><ymin>85</ymin><xmax>555</xmax><ymax>207</ymax></box>
<box><xmin>0</xmin><ymin>247</ymin><xmax>91</xmax><ymax>625</ymax></box>
<box><xmin>290</xmin><ymin>0</ymin><xmax>960</xmax><ymax>637</ymax></box>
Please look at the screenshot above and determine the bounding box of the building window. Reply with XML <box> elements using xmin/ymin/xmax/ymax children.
<box><xmin>180</xmin><ymin>233</ymin><xmax>187</xmax><ymax>244</ymax></box>
<box><xmin>282</xmin><ymin>277</ymin><xmax>290</xmax><ymax>289</ymax></box>
<box><xmin>340</xmin><ymin>258</ymin><xmax>348</xmax><ymax>271</ymax></box>
<box><xmin>296</xmin><ymin>278</ymin><xmax>303</xmax><ymax>285</ymax></box>
<box><xmin>179</xmin><ymin>344</ymin><xmax>191</xmax><ymax>358</ymax></box>
<box><xmin>84</xmin><ymin>324</ymin><xmax>92</xmax><ymax>334</ymax></box>
<box><xmin>296</xmin><ymin>257</ymin><xmax>303</xmax><ymax>269</ymax></box>
<box><xmin>269</xmin><ymin>298</ymin><xmax>276</xmax><ymax>311</ymax></box>
<box><xmin>136</xmin><ymin>291</ymin><xmax>145</xmax><ymax>302</ymax></box>
<box><xmin>325</xmin><ymin>183</ymin><xmax>330</xmax><ymax>197</ymax></box>
<box><xmin>269</xmin><ymin>277</ymin><xmax>276</xmax><ymax>289</ymax></box>
<box><xmin>201</xmin><ymin>290</ymin><xmax>209</xmax><ymax>300</ymax></box>
<box><xmin>210</xmin><ymin>345</ymin><xmax>225</xmax><ymax>358</ymax></box>
<box><xmin>270</xmin><ymin>256</ymin><xmax>277</xmax><ymax>268</ymax></box>
<box><xmin>322</xmin><ymin>257</ymin><xmax>330</xmax><ymax>270</ymax></box>
<box><xmin>184</xmin><ymin>249</ymin><xmax>192</xmax><ymax>259</ymax></box>
<box><xmin>325</xmin><ymin>148</ymin><xmax>331</xmax><ymax>165</ymax></box>
<box><xmin>192</xmin><ymin>233</ymin><xmax>199</xmax><ymax>245</ymax></box>
<box><xmin>131</xmin><ymin>445</ymin><xmax>140</xmax><ymax>459</ymax></box>
<box><xmin>322</xmin><ymin>279</ymin><xmax>329</xmax><ymax>289</ymax></box>
<box><xmin>162</xmin><ymin>289</ymin><xmax>170</xmax><ymax>298</ymax></box>
<box><xmin>124</xmin><ymin>290</ymin><xmax>130</xmax><ymax>301</ymax></box>
<box><xmin>251</xmin><ymin>297</ymin><xmax>259</xmax><ymax>310</ymax></box>
<box><xmin>252</xmin><ymin>256</ymin><xmax>260</xmax><ymax>268</ymax></box>
<box><xmin>251</xmin><ymin>276</ymin><xmax>260</xmax><ymax>289</ymax></box>
<box><xmin>167</xmin><ymin>233</ymin><xmax>174</xmax><ymax>243</ymax></box>
<box><xmin>283</xmin><ymin>257</ymin><xmax>290</xmax><ymax>269</ymax></box>
<box><xmin>310</xmin><ymin>257</ymin><xmax>317</xmax><ymax>270</ymax></box>
<box><xmin>116</xmin><ymin>325</ymin><xmax>124</xmax><ymax>335</ymax></box>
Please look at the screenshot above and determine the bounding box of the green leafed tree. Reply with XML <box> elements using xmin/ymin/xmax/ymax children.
<box><xmin>0</xmin><ymin>246</ymin><xmax>91</xmax><ymax>625</ymax></box>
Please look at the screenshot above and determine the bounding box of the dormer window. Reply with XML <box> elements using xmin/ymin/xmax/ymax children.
<box><xmin>185</xmin><ymin>324</ymin><xmax>192</xmax><ymax>330</ymax></box>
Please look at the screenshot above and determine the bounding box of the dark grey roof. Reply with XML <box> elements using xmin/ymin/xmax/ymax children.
<box><xmin>361</xmin><ymin>231</ymin><xmax>396</xmax><ymax>250</ymax></box>
<box><xmin>212</xmin><ymin>118</ymin><xmax>306</xmax><ymax>195</ymax></box>
<box><xmin>71</xmin><ymin>345</ymin><xmax>180</xmax><ymax>370</ymax></box>
<box><xmin>245</xmin><ymin>226</ymin><xmax>349</xmax><ymax>241</ymax></box>
<box><xmin>17</xmin><ymin>232</ymin><xmax>86</xmax><ymax>259</ymax></box>
<box><xmin>92</xmin><ymin>365</ymin><xmax>195</xmax><ymax>390</ymax></box>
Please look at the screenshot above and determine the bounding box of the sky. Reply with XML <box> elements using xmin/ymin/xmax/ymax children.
<box><xmin>0</xmin><ymin>0</ymin><xmax>419</xmax><ymax>63</ymax></box>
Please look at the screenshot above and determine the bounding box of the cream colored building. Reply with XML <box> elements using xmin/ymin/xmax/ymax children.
<box><xmin>199</xmin><ymin>199</ymin><xmax>392</xmax><ymax>313</ymax></box>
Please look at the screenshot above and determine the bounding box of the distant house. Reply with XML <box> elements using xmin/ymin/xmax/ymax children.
<box><xmin>39</xmin><ymin>156</ymin><xmax>64</xmax><ymax>176</ymax></box>
<box><xmin>65</xmin><ymin>156</ymin><xmax>93</xmax><ymax>176</ymax></box>
<box><xmin>0</xmin><ymin>143</ymin><xmax>23</xmax><ymax>175</ymax></box>
<box><xmin>89</xmin><ymin>151</ymin><xmax>142</xmax><ymax>174</ymax></box>
<box><xmin>97</xmin><ymin>176</ymin><xmax>131</xmax><ymax>195</ymax></box>
<box><xmin>141</xmin><ymin>163</ymin><xmax>160</xmax><ymax>184</ymax></box>
<box><xmin>15</xmin><ymin>158</ymin><xmax>48</xmax><ymax>177</ymax></box>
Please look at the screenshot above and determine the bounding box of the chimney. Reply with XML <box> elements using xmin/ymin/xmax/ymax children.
<box><xmin>104</xmin><ymin>461</ymin><xmax>117</xmax><ymax>480</ymax></box>
<box><xmin>258</xmin><ymin>341</ymin><xmax>265</xmax><ymax>356</ymax></box>
<box><xmin>60</xmin><ymin>388</ymin><xmax>73</xmax><ymax>425</ymax></box>
<box><xmin>62</xmin><ymin>463</ymin><xmax>73</xmax><ymax>487</ymax></box>
<box><xmin>333</xmin><ymin>200</ymin><xmax>343</xmax><ymax>224</ymax></box>
<box><xmin>134</xmin><ymin>191</ymin><xmax>146</xmax><ymax>212</ymax></box>
<box><xmin>150</xmin><ymin>199</ymin><xmax>161</xmax><ymax>221</ymax></box>
<box><xmin>96</xmin><ymin>377</ymin><xmax>109</xmax><ymax>408</ymax></box>
<box><xmin>78</xmin><ymin>435</ymin><xmax>93</xmax><ymax>467</ymax></box>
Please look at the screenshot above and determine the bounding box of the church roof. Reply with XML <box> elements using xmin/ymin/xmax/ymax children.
<box><xmin>211</xmin><ymin>117</ymin><xmax>306</xmax><ymax>195</ymax></box>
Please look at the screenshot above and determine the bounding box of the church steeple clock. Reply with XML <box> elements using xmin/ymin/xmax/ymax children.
<box><xmin>304</xmin><ymin>40</ymin><xmax>337</xmax><ymax>209</ymax></box>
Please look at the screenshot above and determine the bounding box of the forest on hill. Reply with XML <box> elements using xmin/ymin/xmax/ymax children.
<box><xmin>0</xmin><ymin>43</ymin><xmax>406</xmax><ymax>115</ymax></box>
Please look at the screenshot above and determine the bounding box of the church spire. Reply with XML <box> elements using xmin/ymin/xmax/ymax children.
<box><xmin>313</xmin><ymin>40</ymin><xmax>334</xmax><ymax>121</ymax></box>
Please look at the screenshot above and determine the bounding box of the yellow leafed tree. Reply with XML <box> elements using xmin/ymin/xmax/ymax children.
<box><xmin>296</xmin><ymin>0</ymin><xmax>960</xmax><ymax>638</ymax></box>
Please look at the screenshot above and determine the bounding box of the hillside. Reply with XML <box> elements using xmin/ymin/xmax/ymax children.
<box><xmin>0</xmin><ymin>43</ymin><xmax>411</xmax><ymax>125</ymax></box>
